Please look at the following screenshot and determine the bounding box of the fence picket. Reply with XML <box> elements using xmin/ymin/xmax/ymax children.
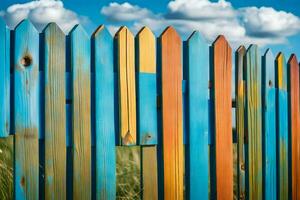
<box><xmin>115</xmin><ymin>27</ymin><xmax>136</xmax><ymax>145</ymax></box>
<box><xmin>262</xmin><ymin>49</ymin><xmax>276</xmax><ymax>199</ymax></box>
<box><xmin>0</xmin><ymin>19</ymin><xmax>10</xmax><ymax>138</ymax></box>
<box><xmin>69</xmin><ymin>25</ymin><xmax>91</xmax><ymax>200</ymax></box>
<box><xmin>158</xmin><ymin>26</ymin><xmax>184</xmax><ymax>200</ymax></box>
<box><xmin>43</xmin><ymin>23</ymin><xmax>67</xmax><ymax>200</ymax></box>
<box><xmin>136</xmin><ymin>27</ymin><xmax>158</xmax><ymax>200</ymax></box>
<box><xmin>287</xmin><ymin>54</ymin><xmax>300</xmax><ymax>200</ymax></box>
<box><xmin>184</xmin><ymin>31</ymin><xmax>209</xmax><ymax>200</ymax></box>
<box><xmin>14</xmin><ymin>19</ymin><xmax>39</xmax><ymax>200</ymax></box>
<box><xmin>235</xmin><ymin>46</ymin><xmax>246</xmax><ymax>199</ymax></box>
<box><xmin>275</xmin><ymin>53</ymin><xmax>289</xmax><ymax>200</ymax></box>
<box><xmin>91</xmin><ymin>25</ymin><xmax>116</xmax><ymax>200</ymax></box>
<box><xmin>245</xmin><ymin>45</ymin><xmax>263</xmax><ymax>200</ymax></box>
<box><xmin>211</xmin><ymin>35</ymin><xmax>233</xmax><ymax>199</ymax></box>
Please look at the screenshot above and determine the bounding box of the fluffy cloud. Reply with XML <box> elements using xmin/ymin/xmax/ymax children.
<box><xmin>240</xmin><ymin>7</ymin><xmax>300</xmax><ymax>38</ymax></box>
<box><xmin>101</xmin><ymin>2</ymin><xmax>154</xmax><ymax>22</ymax></box>
<box><xmin>101</xmin><ymin>0</ymin><xmax>300</xmax><ymax>47</ymax></box>
<box><xmin>1</xmin><ymin>0</ymin><xmax>89</xmax><ymax>33</ymax></box>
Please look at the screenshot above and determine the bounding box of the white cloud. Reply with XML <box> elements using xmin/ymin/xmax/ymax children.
<box><xmin>2</xmin><ymin>0</ymin><xmax>89</xmax><ymax>33</ymax></box>
<box><xmin>240</xmin><ymin>6</ymin><xmax>300</xmax><ymax>38</ymax></box>
<box><xmin>101</xmin><ymin>2</ymin><xmax>154</xmax><ymax>22</ymax></box>
<box><xmin>100</xmin><ymin>0</ymin><xmax>300</xmax><ymax>47</ymax></box>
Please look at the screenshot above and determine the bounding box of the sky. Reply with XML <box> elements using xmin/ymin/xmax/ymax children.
<box><xmin>0</xmin><ymin>0</ymin><xmax>300</xmax><ymax>58</ymax></box>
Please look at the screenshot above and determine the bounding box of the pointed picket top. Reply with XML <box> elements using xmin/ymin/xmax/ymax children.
<box><xmin>160</xmin><ymin>26</ymin><xmax>181</xmax><ymax>42</ymax></box>
<box><xmin>92</xmin><ymin>25</ymin><xmax>112</xmax><ymax>39</ymax></box>
<box><xmin>136</xmin><ymin>26</ymin><xmax>156</xmax><ymax>73</ymax></box>
<box><xmin>69</xmin><ymin>24</ymin><xmax>88</xmax><ymax>38</ymax></box>
<box><xmin>263</xmin><ymin>49</ymin><xmax>275</xmax><ymax>88</ymax></box>
<box><xmin>288</xmin><ymin>54</ymin><xmax>298</xmax><ymax>67</ymax></box>
<box><xmin>115</xmin><ymin>26</ymin><xmax>134</xmax><ymax>39</ymax></box>
<box><xmin>187</xmin><ymin>31</ymin><xmax>207</xmax><ymax>46</ymax></box>
<box><xmin>237</xmin><ymin>45</ymin><xmax>246</xmax><ymax>53</ymax></box>
<box><xmin>43</xmin><ymin>22</ymin><xmax>65</xmax><ymax>36</ymax></box>
<box><xmin>213</xmin><ymin>35</ymin><xmax>231</xmax><ymax>49</ymax></box>
<box><xmin>275</xmin><ymin>52</ymin><xmax>287</xmax><ymax>90</ymax></box>
<box><xmin>15</xmin><ymin>19</ymin><xmax>38</xmax><ymax>34</ymax></box>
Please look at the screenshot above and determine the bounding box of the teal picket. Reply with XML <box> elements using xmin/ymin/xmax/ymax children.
<box><xmin>14</xmin><ymin>19</ymin><xmax>39</xmax><ymax>200</ymax></box>
<box><xmin>262</xmin><ymin>49</ymin><xmax>277</xmax><ymax>200</ymax></box>
<box><xmin>69</xmin><ymin>24</ymin><xmax>91</xmax><ymax>200</ymax></box>
<box><xmin>184</xmin><ymin>31</ymin><xmax>209</xmax><ymax>200</ymax></box>
<box><xmin>275</xmin><ymin>53</ymin><xmax>289</xmax><ymax>200</ymax></box>
<box><xmin>43</xmin><ymin>23</ymin><xmax>67</xmax><ymax>200</ymax></box>
<box><xmin>0</xmin><ymin>19</ymin><xmax>10</xmax><ymax>138</ymax></box>
<box><xmin>91</xmin><ymin>25</ymin><xmax>116</xmax><ymax>200</ymax></box>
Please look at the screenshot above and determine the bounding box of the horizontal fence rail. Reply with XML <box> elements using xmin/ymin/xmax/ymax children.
<box><xmin>0</xmin><ymin>19</ymin><xmax>300</xmax><ymax>200</ymax></box>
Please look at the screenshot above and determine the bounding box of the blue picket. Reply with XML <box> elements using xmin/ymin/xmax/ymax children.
<box><xmin>14</xmin><ymin>19</ymin><xmax>39</xmax><ymax>200</ymax></box>
<box><xmin>0</xmin><ymin>19</ymin><xmax>10</xmax><ymax>138</ymax></box>
<box><xmin>184</xmin><ymin>31</ymin><xmax>209</xmax><ymax>200</ymax></box>
<box><xmin>262</xmin><ymin>49</ymin><xmax>277</xmax><ymax>200</ymax></box>
<box><xmin>275</xmin><ymin>53</ymin><xmax>289</xmax><ymax>200</ymax></box>
<box><xmin>91</xmin><ymin>25</ymin><xmax>116</xmax><ymax>200</ymax></box>
<box><xmin>69</xmin><ymin>24</ymin><xmax>91</xmax><ymax>199</ymax></box>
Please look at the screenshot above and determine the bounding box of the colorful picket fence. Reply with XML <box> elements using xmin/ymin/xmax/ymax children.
<box><xmin>0</xmin><ymin>18</ymin><xmax>300</xmax><ymax>200</ymax></box>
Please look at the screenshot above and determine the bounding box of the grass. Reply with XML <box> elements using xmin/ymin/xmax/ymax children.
<box><xmin>0</xmin><ymin>136</ymin><xmax>13</xmax><ymax>200</ymax></box>
<box><xmin>0</xmin><ymin>140</ymin><xmax>238</xmax><ymax>200</ymax></box>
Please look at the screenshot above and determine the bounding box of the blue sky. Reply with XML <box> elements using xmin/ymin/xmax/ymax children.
<box><xmin>1</xmin><ymin>0</ymin><xmax>300</xmax><ymax>57</ymax></box>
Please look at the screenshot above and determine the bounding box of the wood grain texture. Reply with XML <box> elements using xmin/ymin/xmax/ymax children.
<box><xmin>115</xmin><ymin>27</ymin><xmax>136</xmax><ymax>145</ymax></box>
<box><xmin>136</xmin><ymin>27</ymin><xmax>158</xmax><ymax>199</ymax></box>
<box><xmin>287</xmin><ymin>54</ymin><xmax>300</xmax><ymax>200</ymax></box>
<box><xmin>136</xmin><ymin>26</ymin><xmax>157</xmax><ymax>145</ymax></box>
<box><xmin>43</xmin><ymin>23</ymin><xmax>66</xmax><ymax>200</ymax></box>
<box><xmin>184</xmin><ymin>31</ymin><xmax>209</xmax><ymax>200</ymax></box>
<box><xmin>142</xmin><ymin>146</ymin><xmax>158</xmax><ymax>200</ymax></box>
<box><xmin>91</xmin><ymin>25</ymin><xmax>116</xmax><ymax>200</ymax></box>
<box><xmin>262</xmin><ymin>49</ymin><xmax>276</xmax><ymax>200</ymax></box>
<box><xmin>212</xmin><ymin>35</ymin><xmax>233</xmax><ymax>200</ymax></box>
<box><xmin>0</xmin><ymin>19</ymin><xmax>10</xmax><ymax>138</ymax></box>
<box><xmin>14</xmin><ymin>19</ymin><xmax>39</xmax><ymax>200</ymax></box>
<box><xmin>245</xmin><ymin>45</ymin><xmax>263</xmax><ymax>200</ymax></box>
<box><xmin>235</xmin><ymin>46</ymin><xmax>246</xmax><ymax>200</ymax></box>
<box><xmin>159</xmin><ymin>26</ymin><xmax>184</xmax><ymax>200</ymax></box>
<box><xmin>275</xmin><ymin>52</ymin><xmax>289</xmax><ymax>200</ymax></box>
<box><xmin>69</xmin><ymin>25</ymin><xmax>91</xmax><ymax>200</ymax></box>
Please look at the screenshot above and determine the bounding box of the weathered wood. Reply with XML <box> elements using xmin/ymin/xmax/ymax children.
<box><xmin>245</xmin><ymin>45</ymin><xmax>263</xmax><ymax>200</ymax></box>
<box><xmin>141</xmin><ymin>146</ymin><xmax>158</xmax><ymax>200</ymax></box>
<box><xmin>136</xmin><ymin>26</ymin><xmax>157</xmax><ymax>145</ymax></box>
<box><xmin>275</xmin><ymin>52</ymin><xmax>289</xmax><ymax>200</ymax></box>
<box><xmin>184</xmin><ymin>31</ymin><xmax>209</xmax><ymax>200</ymax></box>
<box><xmin>287</xmin><ymin>54</ymin><xmax>300</xmax><ymax>200</ymax></box>
<box><xmin>262</xmin><ymin>49</ymin><xmax>276</xmax><ymax>200</ymax></box>
<box><xmin>91</xmin><ymin>25</ymin><xmax>116</xmax><ymax>200</ymax></box>
<box><xmin>159</xmin><ymin>26</ymin><xmax>184</xmax><ymax>200</ymax></box>
<box><xmin>211</xmin><ymin>35</ymin><xmax>233</xmax><ymax>199</ymax></box>
<box><xmin>69</xmin><ymin>25</ymin><xmax>91</xmax><ymax>200</ymax></box>
<box><xmin>235</xmin><ymin>45</ymin><xmax>246</xmax><ymax>200</ymax></box>
<box><xmin>14</xmin><ymin>19</ymin><xmax>39</xmax><ymax>200</ymax></box>
<box><xmin>43</xmin><ymin>23</ymin><xmax>66</xmax><ymax>200</ymax></box>
<box><xmin>0</xmin><ymin>19</ymin><xmax>10</xmax><ymax>138</ymax></box>
<box><xmin>115</xmin><ymin>26</ymin><xmax>136</xmax><ymax>145</ymax></box>
<box><xmin>136</xmin><ymin>27</ymin><xmax>158</xmax><ymax>200</ymax></box>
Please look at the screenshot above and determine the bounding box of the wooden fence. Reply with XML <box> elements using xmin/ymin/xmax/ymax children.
<box><xmin>0</xmin><ymin>19</ymin><xmax>300</xmax><ymax>200</ymax></box>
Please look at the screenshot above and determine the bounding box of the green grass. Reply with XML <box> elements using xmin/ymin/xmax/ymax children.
<box><xmin>116</xmin><ymin>146</ymin><xmax>141</xmax><ymax>200</ymax></box>
<box><xmin>0</xmin><ymin>136</ymin><xmax>13</xmax><ymax>200</ymax></box>
<box><xmin>0</xmin><ymin>140</ymin><xmax>238</xmax><ymax>200</ymax></box>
